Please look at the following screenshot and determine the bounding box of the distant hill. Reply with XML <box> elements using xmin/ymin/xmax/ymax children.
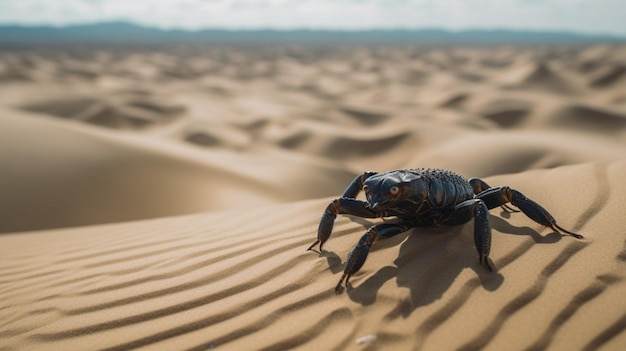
<box><xmin>0</xmin><ymin>21</ymin><xmax>624</xmax><ymax>44</ymax></box>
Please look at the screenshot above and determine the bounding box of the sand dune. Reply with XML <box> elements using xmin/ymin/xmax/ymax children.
<box><xmin>1</xmin><ymin>44</ymin><xmax>625</xmax><ymax>350</ymax></box>
<box><xmin>1</xmin><ymin>161</ymin><xmax>625</xmax><ymax>350</ymax></box>
<box><xmin>0</xmin><ymin>111</ymin><xmax>355</xmax><ymax>233</ymax></box>
<box><xmin>547</xmin><ymin>103</ymin><xmax>626</xmax><ymax>134</ymax></box>
<box><xmin>22</xmin><ymin>96</ymin><xmax>186</xmax><ymax>130</ymax></box>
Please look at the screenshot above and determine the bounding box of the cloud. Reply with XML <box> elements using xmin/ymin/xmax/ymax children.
<box><xmin>0</xmin><ymin>0</ymin><xmax>624</xmax><ymax>35</ymax></box>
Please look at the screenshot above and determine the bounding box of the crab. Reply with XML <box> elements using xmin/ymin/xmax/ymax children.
<box><xmin>307</xmin><ymin>168</ymin><xmax>583</xmax><ymax>294</ymax></box>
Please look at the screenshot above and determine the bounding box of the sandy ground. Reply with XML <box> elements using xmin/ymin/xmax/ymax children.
<box><xmin>1</xmin><ymin>44</ymin><xmax>625</xmax><ymax>350</ymax></box>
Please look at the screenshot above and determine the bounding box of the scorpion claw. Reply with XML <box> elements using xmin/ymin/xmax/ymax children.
<box><xmin>310</xmin><ymin>200</ymin><xmax>338</xmax><ymax>252</ymax></box>
<box><xmin>508</xmin><ymin>188</ymin><xmax>584</xmax><ymax>240</ymax></box>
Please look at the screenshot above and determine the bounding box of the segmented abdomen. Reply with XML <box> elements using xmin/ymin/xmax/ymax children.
<box><xmin>414</xmin><ymin>169</ymin><xmax>474</xmax><ymax>208</ymax></box>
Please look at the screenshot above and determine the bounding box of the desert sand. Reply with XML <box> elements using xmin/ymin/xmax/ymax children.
<box><xmin>1</xmin><ymin>44</ymin><xmax>625</xmax><ymax>350</ymax></box>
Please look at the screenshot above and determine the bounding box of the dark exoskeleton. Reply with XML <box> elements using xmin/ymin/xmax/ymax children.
<box><xmin>307</xmin><ymin>168</ymin><xmax>583</xmax><ymax>294</ymax></box>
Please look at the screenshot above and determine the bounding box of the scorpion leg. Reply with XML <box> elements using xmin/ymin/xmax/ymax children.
<box><xmin>476</xmin><ymin>186</ymin><xmax>584</xmax><ymax>239</ymax></box>
<box><xmin>341</xmin><ymin>171</ymin><xmax>379</xmax><ymax>198</ymax></box>
<box><xmin>307</xmin><ymin>198</ymin><xmax>381</xmax><ymax>251</ymax></box>
<box><xmin>308</xmin><ymin>171</ymin><xmax>378</xmax><ymax>251</ymax></box>
<box><xmin>469</xmin><ymin>177</ymin><xmax>518</xmax><ymax>213</ymax></box>
<box><xmin>336</xmin><ymin>221</ymin><xmax>413</xmax><ymax>294</ymax></box>
<box><xmin>442</xmin><ymin>199</ymin><xmax>494</xmax><ymax>272</ymax></box>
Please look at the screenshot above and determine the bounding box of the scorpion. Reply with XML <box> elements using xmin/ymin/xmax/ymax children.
<box><xmin>307</xmin><ymin>168</ymin><xmax>583</xmax><ymax>294</ymax></box>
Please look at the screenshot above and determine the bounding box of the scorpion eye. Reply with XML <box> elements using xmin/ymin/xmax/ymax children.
<box><xmin>389</xmin><ymin>186</ymin><xmax>400</xmax><ymax>195</ymax></box>
<box><xmin>362</xmin><ymin>185</ymin><xmax>370</xmax><ymax>194</ymax></box>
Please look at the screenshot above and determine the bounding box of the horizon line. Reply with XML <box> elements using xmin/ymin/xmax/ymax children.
<box><xmin>1</xmin><ymin>20</ymin><xmax>624</xmax><ymax>39</ymax></box>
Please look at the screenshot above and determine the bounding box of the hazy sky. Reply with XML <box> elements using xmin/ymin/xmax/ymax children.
<box><xmin>1</xmin><ymin>0</ymin><xmax>625</xmax><ymax>35</ymax></box>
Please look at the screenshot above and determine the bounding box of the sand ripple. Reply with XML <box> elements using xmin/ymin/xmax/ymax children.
<box><xmin>1</xmin><ymin>44</ymin><xmax>625</xmax><ymax>350</ymax></box>
<box><xmin>0</xmin><ymin>162</ymin><xmax>624</xmax><ymax>350</ymax></box>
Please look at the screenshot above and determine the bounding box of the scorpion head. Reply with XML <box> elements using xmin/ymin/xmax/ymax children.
<box><xmin>362</xmin><ymin>172</ymin><xmax>413</xmax><ymax>210</ymax></box>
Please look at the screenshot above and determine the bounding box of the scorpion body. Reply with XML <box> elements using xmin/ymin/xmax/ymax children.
<box><xmin>308</xmin><ymin>168</ymin><xmax>583</xmax><ymax>293</ymax></box>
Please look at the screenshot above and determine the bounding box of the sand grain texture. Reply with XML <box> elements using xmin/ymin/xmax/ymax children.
<box><xmin>1</xmin><ymin>44</ymin><xmax>625</xmax><ymax>350</ymax></box>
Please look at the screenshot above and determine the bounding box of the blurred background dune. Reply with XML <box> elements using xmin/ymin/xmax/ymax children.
<box><xmin>1</xmin><ymin>40</ymin><xmax>624</xmax><ymax>233</ymax></box>
<box><xmin>1</xmin><ymin>1</ymin><xmax>624</xmax><ymax>233</ymax></box>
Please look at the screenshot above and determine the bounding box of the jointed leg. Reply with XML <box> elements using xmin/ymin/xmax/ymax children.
<box><xmin>341</xmin><ymin>171</ymin><xmax>378</xmax><ymax>198</ymax></box>
<box><xmin>469</xmin><ymin>177</ymin><xmax>518</xmax><ymax>213</ymax></box>
<box><xmin>308</xmin><ymin>198</ymin><xmax>385</xmax><ymax>251</ymax></box>
<box><xmin>442</xmin><ymin>199</ymin><xmax>494</xmax><ymax>271</ymax></box>
<box><xmin>336</xmin><ymin>221</ymin><xmax>413</xmax><ymax>293</ymax></box>
<box><xmin>308</xmin><ymin>171</ymin><xmax>378</xmax><ymax>251</ymax></box>
<box><xmin>476</xmin><ymin>186</ymin><xmax>583</xmax><ymax>239</ymax></box>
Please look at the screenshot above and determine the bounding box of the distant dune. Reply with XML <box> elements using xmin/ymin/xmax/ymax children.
<box><xmin>0</xmin><ymin>21</ymin><xmax>625</xmax><ymax>44</ymax></box>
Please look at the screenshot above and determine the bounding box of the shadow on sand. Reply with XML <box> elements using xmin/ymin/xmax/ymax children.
<box><xmin>322</xmin><ymin>211</ymin><xmax>572</xmax><ymax>318</ymax></box>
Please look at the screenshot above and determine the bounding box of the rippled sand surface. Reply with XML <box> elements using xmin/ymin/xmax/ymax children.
<box><xmin>1</xmin><ymin>44</ymin><xmax>625</xmax><ymax>350</ymax></box>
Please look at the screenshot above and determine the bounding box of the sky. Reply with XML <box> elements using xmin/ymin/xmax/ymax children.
<box><xmin>0</xmin><ymin>0</ymin><xmax>625</xmax><ymax>36</ymax></box>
